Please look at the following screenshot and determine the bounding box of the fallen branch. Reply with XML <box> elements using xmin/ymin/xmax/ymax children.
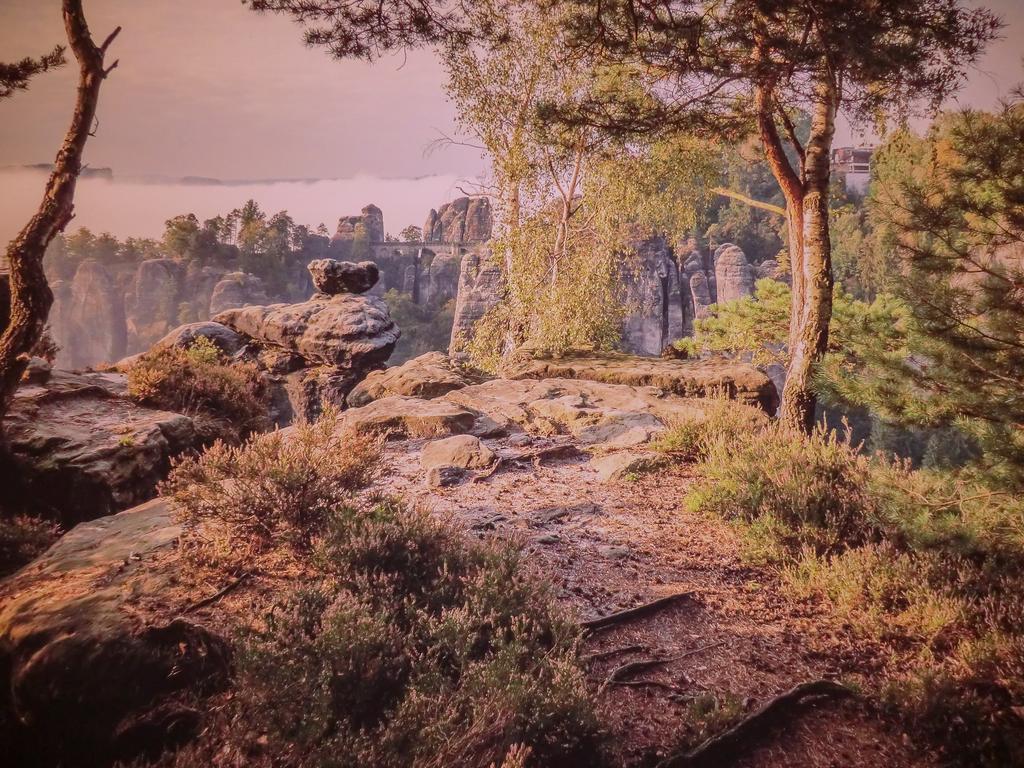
<box><xmin>472</xmin><ymin>444</ymin><xmax>583</xmax><ymax>483</ymax></box>
<box><xmin>181</xmin><ymin>572</ymin><xmax>251</xmax><ymax>615</ymax></box>
<box><xmin>656</xmin><ymin>679</ymin><xmax>855</xmax><ymax>768</ymax></box>
<box><xmin>581</xmin><ymin>590</ymin><xmax>696</xmax><ymax>633</ymax></box>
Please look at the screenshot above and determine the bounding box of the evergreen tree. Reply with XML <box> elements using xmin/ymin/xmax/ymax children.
<box><xmin>832</xmin><ymin>103</ymin><xmax>1024</xmax><ymax>487</ymax></box>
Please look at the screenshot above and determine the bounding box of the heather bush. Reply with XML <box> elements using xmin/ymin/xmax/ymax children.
<box><xmin>163</xmin><ymin>407</ymin><xmax>384</xmax><ymax>560</ymax></box>
<box><xmin>175</xmin><ymin>499</ymin><xmax>599</xmax><ymax>768</ymax></box>
<box><xmin>127</xmin><ymin>338</ymin><xmax>267</xmax><ymax>441</ymax></box>
<box><xmin>685</xmin><ymin>417</ymin><xmax>1024</xmax><ymax>766</ymax></box>
<box><xmin>0</xmin><ymin>514</ymin><xmax>59</xmax><ymax>577</ymax></box>
<box><xmin>687</xmin><ymin>418</ymin><xmax>876</xmax><ymax>554</ymax></box>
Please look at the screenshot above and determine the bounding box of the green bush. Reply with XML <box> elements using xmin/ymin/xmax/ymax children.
<box><xmin>685</xmin><ymin>417</ymin><xmax>1024</xmax><ymax>766</ymax></box>
<box><xmin>164</xmin><ymin>408</ymin><xmax>383</xmax><ymax>560</ymax></box>
<box><xmin>0</xmin><ymin>515</ymin><xmax>59</xmax><ymax>577</ymax></box>
<box><xmin>175</xmin><ymin>499</ymin><xmax>600</xmax><ymax>768</ymax></box>
<box><xmin>127</xmin><ymin>338</ymin><xmax>268</xmax><ymax>441</ymax></box>
<box><xmin>687</xmin><ymin>417</ymin><xmax>876</xmax><ymax>555</ymax></box>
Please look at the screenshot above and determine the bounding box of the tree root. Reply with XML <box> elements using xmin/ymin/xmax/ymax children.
<box><xmin>656</xmin><ymin>679</ymin><xmax>855</xmax><ymax>768</ymax></box>
<box><xmin>599</xmin><ymin>642</ymin><xmax>725</xmax><ymax>695</ymax></box>
<box><xmin>581</xmin><ymin>590</ymin><xmax>696</xmax><ymax>633</ymax></box>
<box><xmin>582</xmin><ymin>644</ymin><xmax>647</xmax><ymax>665</ymax></box>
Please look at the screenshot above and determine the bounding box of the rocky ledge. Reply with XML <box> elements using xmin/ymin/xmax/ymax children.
<box><xmin>504</xmin><ymin>352</ymin><xmax>779</xmax><ymax>414</ymax></box>
<box><xmin>0</xmin><ymin>356</ymin><xmax>770</xmax><ymax>764</ymax></box>
<box><xmin>2</xmin><ymin>369</ymin><xmax>198</xmax><ymax>524</ymax></box>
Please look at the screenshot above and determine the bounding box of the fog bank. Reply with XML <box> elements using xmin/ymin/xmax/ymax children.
<box><xmin>0</xmin><ymin>170</ymin><xmax>469</xmax><ymax>244</ymax></box>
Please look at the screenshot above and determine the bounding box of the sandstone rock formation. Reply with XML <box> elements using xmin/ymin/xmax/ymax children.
<box><xmin>0</xmin><ymin>498</ymin><xmax>230</xmax><ymax>764</ymax></box>
<box><xmin>215</xmin><ymin>292</ymin><xmax>398</xmax><ymax>370</ymax></box>
<box><xmin>308</xmin><ymin>258</ymin><xmax>380</xmax><ymax>295</ymax></box>
<box><xmin>3</xmin><ymin>370</ymin><xmax>198</xmax><ymax>524</ymax></box>
<box><xmin>503</xmin><ymin>353</ymin><xmax>779</xmax><ymax>413</ymax></box>
<box><xmin>207</xmin><ymin>271</ymin><xmax>269</xmax><ymax>315</ymax></box>
<box><xmin>449</xmin><ymin>251</ymin><xmax>504</xmax><ymax>354</ymax></box>
<box><xmin>346</xmin><ymin>351</ymin><xmax>471</xmax><ymax>407</ymax></box>
<box><xmin>423</xmin><ymin>197</ymin><xmax>492</xmax><ymax>244</ymax></box>
<box><xmin>714</xmin><ymin>244</ymin><xmax>757</xmax><ymax>303</ymax></box>
<box><xmin>63</xmin><ymin>259</ymin><xmax>127</xmax><ymax>367</ymax></box>
<box><xmin>124</xmin><ymin>258</ymin><xmax>181</xmax><ymax>353</ymax></box>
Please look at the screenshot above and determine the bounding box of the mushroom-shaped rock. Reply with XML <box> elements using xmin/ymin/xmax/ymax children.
<box><xmin>213</xmin><ymin>292</ymin><xmax>399</xmax><ymax>370</ymax></box>
<box><xmin>308</xmin><ymin>259</ymin><xmax>380</xmax><ymax>295</ymax></box>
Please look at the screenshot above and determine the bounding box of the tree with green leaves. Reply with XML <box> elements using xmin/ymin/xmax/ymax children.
<box><xmin>0</xmin><ymin>0</ymin><xmax>120</xmax><ymax>425</ymax></box>
<box><xmin>542</xmin><ymin>0</ymin><xmax>1000</xmax><ymax>432</ymax></box>
<box><xmin>829</xmin><ymin>103</ymin><xmax>1024</xmax><ymax>488</ymax></box>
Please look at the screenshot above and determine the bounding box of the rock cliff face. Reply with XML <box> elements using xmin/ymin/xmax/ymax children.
<box><xmin>62</xmin><ymin>260</ymin><xmax>128</xmax><ymax>368</ymax></box>
<box><xmin>423</xmin><ymin>197</ymin><xmax>492</xmax><ymax>244</ymax></box>
<box><xmin>48</xmin><ymin>259</ymin><xmax>270</xmax><ymax>369</ymax></box>
<box><xmin>449</xmin><ymin>251</ymin><xmax>505</xmax><ymax>353</ymax></box>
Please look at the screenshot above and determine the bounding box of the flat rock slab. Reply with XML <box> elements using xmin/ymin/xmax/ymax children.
<box><xmin>339</xmin><ymin>395</ymin><xmax>480</xmax><ymax>439</ymax></box>
<box><xmin>0</xmin><ymin>498</ymin><xmax>229</xmax><ymax>764</ymax></box>
<box><xmin>347</xmin><ymin>351</ymin><xmax>471</xmax><ymax>407</ymax></box>
<box><xmin>505</xmin><ymin>354</ymin><xmax>779</xmax><ymax>414</ymax></box>
<box><xmin>5</xmin><ymin>370</ymin><xmax>197</xmax><ymax>524</ymax></box>
<box><xmin>443</xmin><ymin>378</ymin><xmax>717</xmax><ymax>446</ymax></box>
<box><xmin>214</xmin><ymin>293</ymin><xmax>399</xmax><ymax>369</ymax></box>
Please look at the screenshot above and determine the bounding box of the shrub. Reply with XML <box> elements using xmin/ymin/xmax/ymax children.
<box><xmin>650</xmin><ymin>400</ymin><xmax>768</xmax><ymax>463</ymax></box>
<box><xmin>178</xmin><ymin>499</ymin><xmax>600</xmax><ymax>768</ymax></box>
<box><xmin>163</xmin><ymin>407</ymin><xmax>384</xmax><ymax>561</ymax></box>
<box><xmin>127</xmin><ymin>338</ymin><xmax>267</xmax><ymax>441</ymax></box>
<box><xmin>0</xmin><ymin>515</ymin><xmax>59</xmax><ymax>577</ymax></box>
<box><xmin>687</xmin><ymin>418</ymin><xmax>876</xmax><ymax>555</ymax></box>
<box><xmin>687</xmin><ymin>418</ymin><xmax>1024</xmax><ymax>766</ymax></box>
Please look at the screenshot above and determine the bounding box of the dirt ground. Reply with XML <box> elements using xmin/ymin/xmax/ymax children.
<box><xmin>380</xmin><ymin>433</ymin><xmax>932</xmax><ymax>768</ymax></box>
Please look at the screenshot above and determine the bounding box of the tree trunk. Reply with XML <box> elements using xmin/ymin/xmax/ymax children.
<box><xmin>0</xmin><ymin>0</ymin><xmax>118</xmax><ymax>423</ymax></box>
<box><xmin>779</xmin><ymin>76</ymin><xmax>837</xmax><ymax>433</ymax></box>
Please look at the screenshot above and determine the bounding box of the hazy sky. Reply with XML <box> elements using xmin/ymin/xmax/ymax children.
<box><xmin>2</xmin><ymin>0</ymin><xmax>1022</xmax><ymax>181</ymax></box>
<box><xmin>0</xmin><ymin>0</ymin><xmax>485</xmax><ymax>180</ymax></box>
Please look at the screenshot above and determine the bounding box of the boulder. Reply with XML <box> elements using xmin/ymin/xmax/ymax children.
<box><xmin>339</xmin><ymin>395</ymin><xmax>480</xmax><ymax>439</ymax></box>
<box><xmin>0</xmin><ymin>499</ymin><xmax>230</xmax><ymax>765</ymax></box>
<box><xmin>420</xmin><ymin>434</ymin><xmax>495</xmax><ymax>471</ymax></box>
<box><xmin>308</xmin><ymin>259</ymin><xmax>380</xmax><ymax>295</ymax></box>
<box><xmin>503</xmin><ymin>353</ymin><xmax>779</xmax><ymax>414</ymax></box>
<box><xmin>214</xmin><ymin>292</ymin><xmax>399</xmax><ymax>370</ymax></box>
<box><xmin>590</xmin><ymin>451</ymin><xmax>665</xmax><ymax>483</ymax></box>
<box><xmin>152</xmin><ymin>321</ymin><xmax>245</xmax><ymax>356</ymax></box>
<box><xmin>3</xmin><ymin>370</ymin><xmax>197</xmax><ymax>524</ymax></box>
<box><xmin>347</xmin><ymin>351</ymin><xmax>470</xmax><ymax>407</ymax></box>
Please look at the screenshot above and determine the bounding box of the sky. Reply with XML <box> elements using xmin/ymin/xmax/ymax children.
<box><xmin>0</xmin><ymin>0</ymin><xmax>1021</xmax><ymax>241</ymax></box>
